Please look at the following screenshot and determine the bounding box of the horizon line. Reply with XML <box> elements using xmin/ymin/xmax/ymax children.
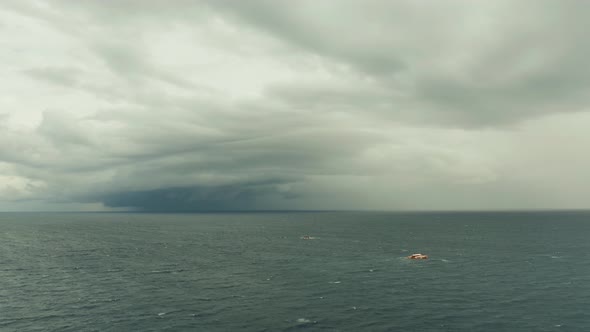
<box><xmin>2</xmin><ymin>208</ymin><xmax>590</xmax><ymax>214</ymax></box>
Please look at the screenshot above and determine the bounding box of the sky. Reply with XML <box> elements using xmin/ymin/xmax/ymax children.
<box><xmin>1</xmin><ymin>0</ymin><xmax>590</xmax><ymax>212</ymax></box>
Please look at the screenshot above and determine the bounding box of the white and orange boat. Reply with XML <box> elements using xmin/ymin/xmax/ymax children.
<box><xmin>407</xmin><ymin>253</ymin><xmax>429</xmax><ymax>260</ymax></box>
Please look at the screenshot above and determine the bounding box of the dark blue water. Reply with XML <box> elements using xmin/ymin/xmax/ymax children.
<box><xmin>1</xmin><ymin>211</ymin><xmax>589</xmax><ymax>331</ymax></box>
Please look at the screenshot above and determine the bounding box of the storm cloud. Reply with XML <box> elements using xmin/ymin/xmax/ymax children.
<box><xmin>2</xmin><ymin>0</ymin><xmax>590</xmax><ymax>211</ymax></box>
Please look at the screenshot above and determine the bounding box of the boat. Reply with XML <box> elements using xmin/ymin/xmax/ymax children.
<box><xmin>407</xmin><ymin>253</ymin><xmax>428</xmax><ymax>260</ymax></box>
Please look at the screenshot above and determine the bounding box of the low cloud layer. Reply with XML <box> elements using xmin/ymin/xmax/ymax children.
<box><xmin>2</xmin><ymin>1</ymin><xmax>590</xmax><ymax>211</ymax></box>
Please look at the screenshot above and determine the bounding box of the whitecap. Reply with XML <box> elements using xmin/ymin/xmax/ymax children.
<box><xmin>150</xmin><ymin>270</ymin><xmax>173</xmax><ymax>274</ymax></box>
<box><xmin>328</xmin><ymin>281</ymin><xmax>341</xmax><ymax>284</ymax></box>
<box><xmin>296</xmin><ymin>318</ymin><xmax>310</xmax><ymax>323</ymax></box>
<box><xmin>300</xmin><ymin>236</ymin><xmax>318</xmax><ymax>240</ymax></box>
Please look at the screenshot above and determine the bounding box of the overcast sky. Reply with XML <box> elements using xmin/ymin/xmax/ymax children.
<box><xmin>1</xmin><ymin>0</ymin><xmax>590</xmax><ymax>211</ymax></box>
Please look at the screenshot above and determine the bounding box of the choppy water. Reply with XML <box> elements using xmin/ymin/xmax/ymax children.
<box><xmin>1</xmin><ymin>211</ymin><xmax>589</xmax><ymax>331</ymax></box>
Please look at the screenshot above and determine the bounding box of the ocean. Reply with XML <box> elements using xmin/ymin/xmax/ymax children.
<box><xmin>1</xmin><ymin>211</ymin><xmax>589</xmax><ymax>331</ymax></box>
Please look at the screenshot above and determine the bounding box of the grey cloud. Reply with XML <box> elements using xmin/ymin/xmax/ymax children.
<box><xmin>24</xmin><ymin>67</ymin><xmax>81</xmax><ymax>87</ymax></box>
<box><xmin>20</xmin><ymin>0</ymin><xmax>590</xmax><ymax>126</ymax></box>
<box><xmin>3</xmin><ymin>1</ymin><xmax>590</xmax><ymax>211</ymax></box>
<box><xmin>205</xmin><ymin>0</ymin><xmax>408</xmax><ymax>76</ymax></box>
<box><xmin>7</xmin><ymin>1</ymin><xmax>210</xmax><ymax>95</ymax></box>
<box><xmin>206</xmin><ymin>0</ymin><xmax>590</xmax><ymax>126</ymax></box>
<box><xmin>38</xmin><ymin>111</ymin><xmax>95</xmax><ymax>148</ymax></box>
<box><xmin>92</xmin><ymin>41</ymin><xmax>199</xmax><ymax>90</ymax></box>
<box><xmin>0</xmin><ymin>103</ymin><xmax>386</xmax><ymax>209</ymax></box>
<box><xmin>93</xmin><ymin>178</ymin><xmax>300</xmax><ymax>212</ymax></box>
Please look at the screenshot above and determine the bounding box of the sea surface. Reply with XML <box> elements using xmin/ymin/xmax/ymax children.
<box><xmin>1</xmin><ymin>211</ymin><xmax>589</xmax><ymax>331</ymax></box>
